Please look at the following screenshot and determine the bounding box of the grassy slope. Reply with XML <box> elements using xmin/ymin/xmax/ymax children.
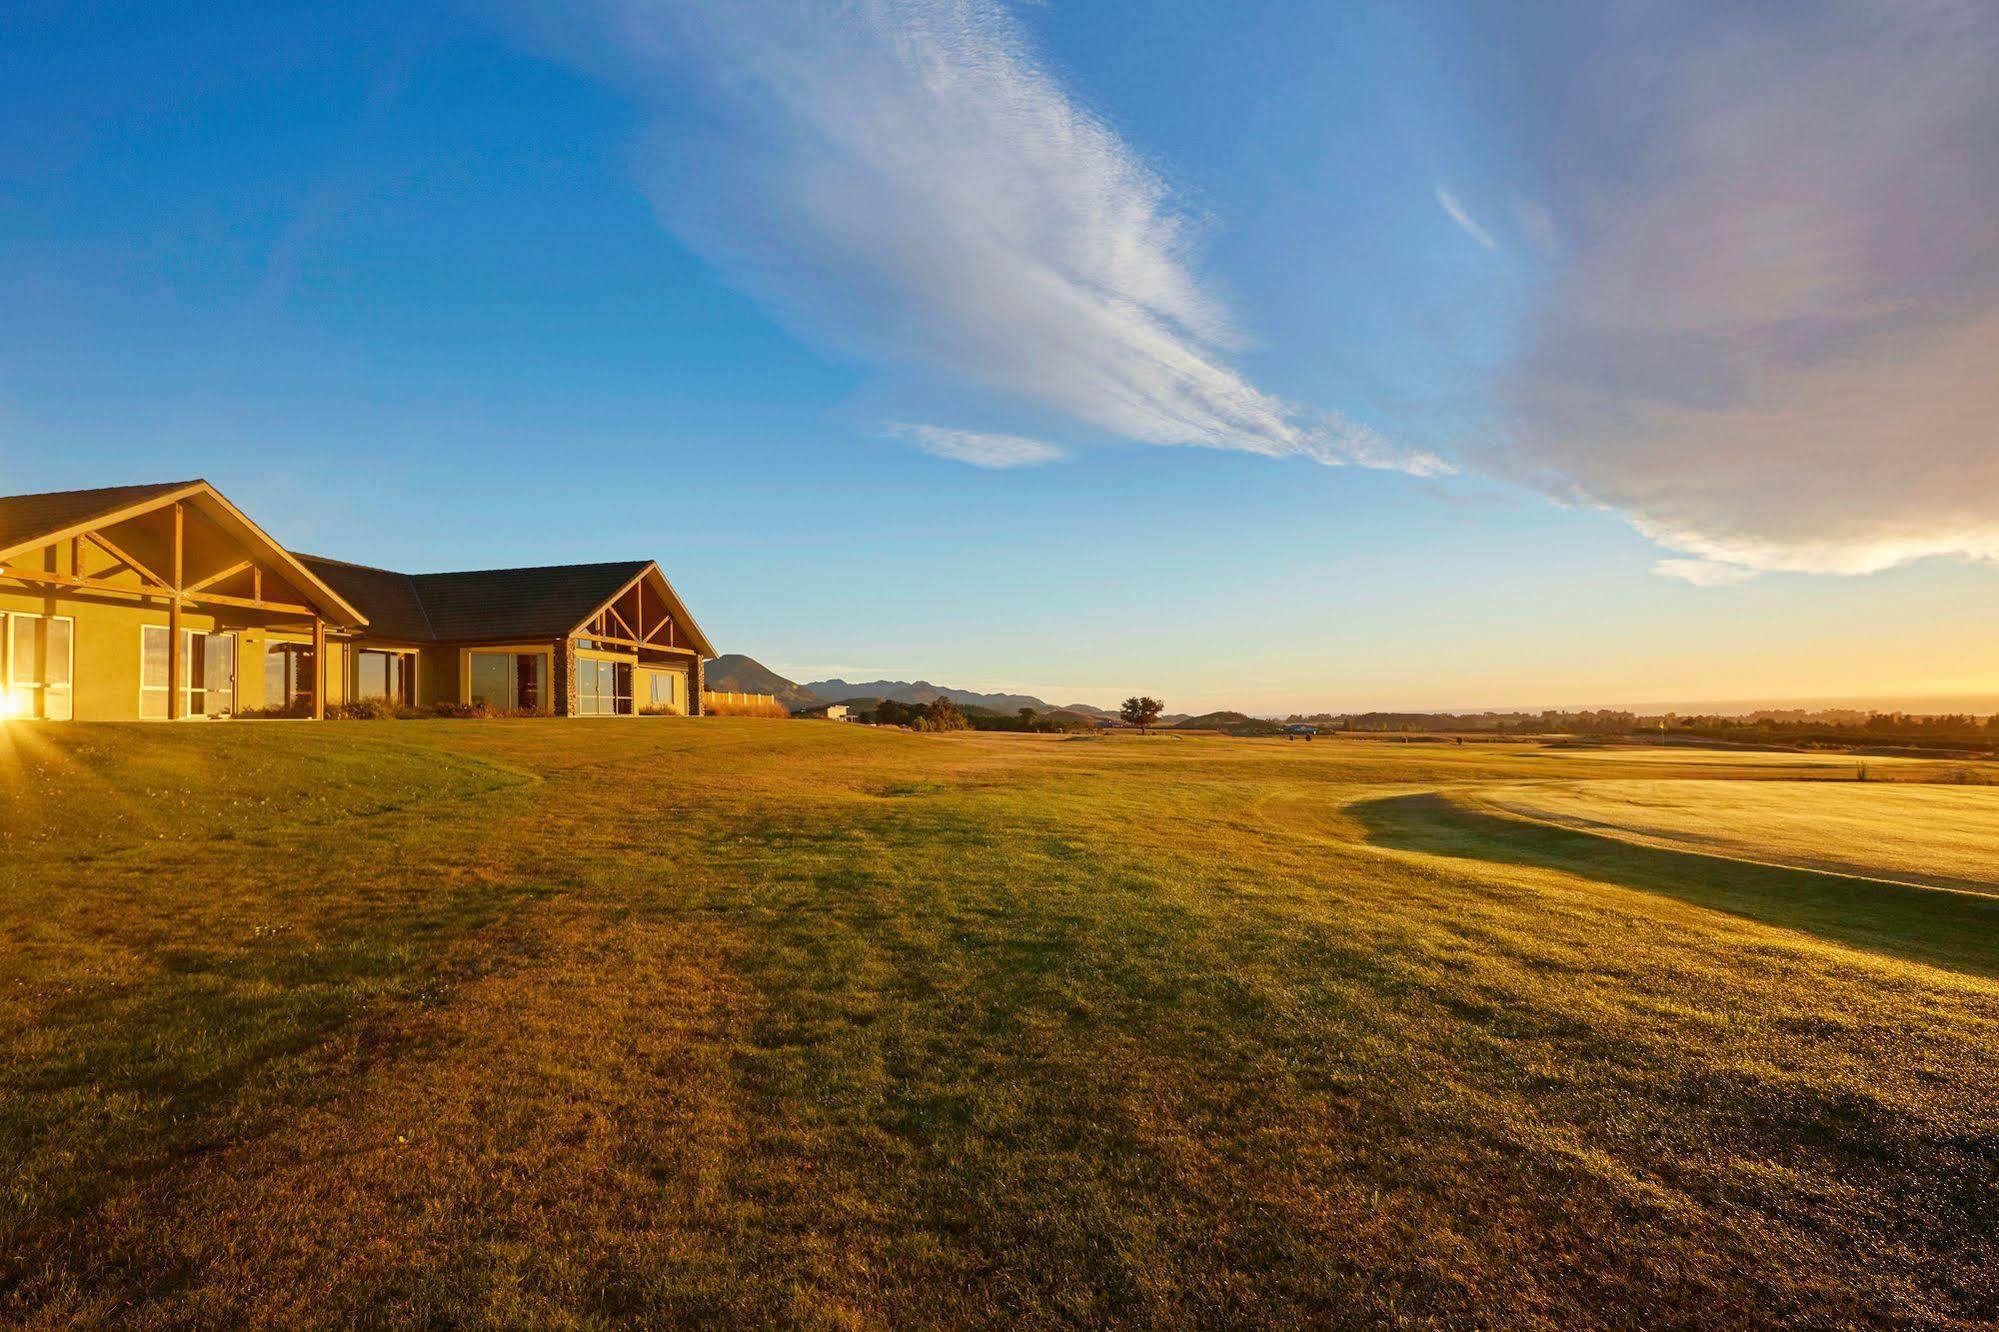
<box><xmin>1</xmin><ymin>723</ymin><xmax>1996</xmax><ymax>1327</ymax></box>
<box><xmin>1465</xmin><ymin>779</ymin><xmax>1999</xmax><ymax>895</ymax></box>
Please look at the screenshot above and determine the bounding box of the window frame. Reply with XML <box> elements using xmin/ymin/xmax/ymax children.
<box><xmin>465</xmin><ymin>647</ymin><xmax>551</xmax><ymax>715</ymax></box>
<box><xmin>262</xmin><ymin>638</ymin><xmax>317</xmax><ymax>715</ymax></box>
<box><xmin>3</xmin><ymin>611</ymin><xmax>75</xmax><ymax>721</ymax></box>
<box><xmin>355</xmin><ymin>647</ymin><xmax>418</xmax><ymax>707</ymax></box>
<box><xmin>139</xmin><ymin>625</ymin><xmax>238</xmax><ymax>720</ymax></box>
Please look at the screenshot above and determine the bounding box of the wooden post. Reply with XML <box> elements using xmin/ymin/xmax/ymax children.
<box><xmin>312</xmin><ymin>616</ymin><xmax>326</xmax><ymax>720</ymax></box>
<box><xmin>167</xmin><ymin>502</ymin><xmax>184</xmax><ymax>720</ymax></box>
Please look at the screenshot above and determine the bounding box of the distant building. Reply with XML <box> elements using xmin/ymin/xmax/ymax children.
<box><xmin>799</xmin><ymin>701</ymin><xmax>852</xmax><ymax>721</ymax></box>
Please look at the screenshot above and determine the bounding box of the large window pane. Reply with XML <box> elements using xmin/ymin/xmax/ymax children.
<box><xmin>141</xmin><ymin>625</ymin><xmax>170</xmax><ymax>719</ymax></box>
<box><xmin>358</xmin><ymin>650</ymin><xmax>388</xmax><ymax>701</ymax></box>
<box><xmin>262</xmin><ymin>642</ymin><xmax>314</xmax><ymax>714</ymax></box>
<box><xmin>469</xmin><ymin>652</ymin><xmax>511</xmax><ymax>710</ymax></box>
<box><xmin>357</xmin><ymin>650</ymin><xmax>416</xmax><ymax>707</ymax></box>
<box><xmin>186</xmin><ymin>632</ymin><xmax>235</xmax><ymax>717</ymax></box>
<box><xmin>613</xmin><ymin>662</ymin><xmax>633</xmax><ymax>715</ymax></box>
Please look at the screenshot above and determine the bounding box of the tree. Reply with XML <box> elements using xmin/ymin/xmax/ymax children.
<box><xmin>1120</xmin><ymin>696</ymin><xmax>1164</xmax><ymax>733</ymax></box>
<box><xmin>1018</xmin><ymin>706</ymin><xmax>1039</xmax><ymax>728</ymax></box>
<box><xmin>923</xmin><ymin>696</ymin><xmax>967</xmax><ymax>732</ymax></box>
<box><xmin>873</xmin><ymin>699</ymin><xmax>921</xmax><ymax>727</ymax></box>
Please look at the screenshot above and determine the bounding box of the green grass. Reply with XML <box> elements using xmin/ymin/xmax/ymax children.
<box><xmin>1</xmin><ymin>721</ymin><xmax>1996</xmax><ymax>1327</ymax></box>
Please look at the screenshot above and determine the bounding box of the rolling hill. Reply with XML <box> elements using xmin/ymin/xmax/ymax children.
<box><xmin>701</xmin><ymin>655</ymin><xmax>828</xmax><ymax>711</ymax></box>
<box><xmin>805</xmin><ymin>677</ymin><xmax>1113</xmax><ymax>717</ymax></box>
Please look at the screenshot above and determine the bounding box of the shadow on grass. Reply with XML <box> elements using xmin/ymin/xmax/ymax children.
<box><xmin>1355</xmin><ymin>793</ymin><xmax>1999</xmax><ymax>980</ymax></box>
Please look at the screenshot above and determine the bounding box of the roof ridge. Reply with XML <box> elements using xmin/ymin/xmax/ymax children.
<box><xmin>296</xmin><ymin>551</ymin><xmax>438</xmax><ymax>640</ymax></box>
<box><xmin>409</xmin><ymin>558</ymin><xmax>651</xmax><ymax>579</ymax></box>
<box><xmin>292</xmin><ymin>551</ymin><xmax>412</xmax><ymax>576</ymax></box>
<box><xmin>0</xmin><ymin>479</ymin><xmax>202</xmax><ymax>503</ymax></box>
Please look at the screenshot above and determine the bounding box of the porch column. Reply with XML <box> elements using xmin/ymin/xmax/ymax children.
<box><xmin>167</xmin><ymin>502</ymin><xmax>184</xmax><ymax>720</ymax></box>
<box><xmin>312</xmin><ymin>616</ymin><xmax>327</xmax><ymax>720</ymax></box>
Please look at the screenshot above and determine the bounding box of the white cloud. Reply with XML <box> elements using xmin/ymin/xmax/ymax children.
<box><xmin>892</xmin><ymin>424</ymin><xmax>1064</xmax><ymax>469</ymax></box>
<box><xmin>1493</xmin><ymin>0</ymin><xmax>1999</xmax><ymax>579</ymax></box>
<box><xmin>1435</xmin><ymin>187</ymin><xmax>1498</xmax><ymax>252</ymax></box>
<box><xmin>577</xmin><ymin>0</ymin><xmax>1444</xmax><ymax>477</ymax></box>
<box><xmin>1653</xmin><ymin>558</ymin><xmax>1757</xmax><ymax>587</ymax></box>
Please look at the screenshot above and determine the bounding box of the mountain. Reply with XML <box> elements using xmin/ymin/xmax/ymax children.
<box><xmin>1173</xmin><ymin>710</ymin><xmax>1284</xmax><ymax>736</ymax></box>
<box><xmin>805</xmin><ymin>677</ymin><xmax>1106</xmax><ymax>715</ymax></box>
<box><xmin>703</xmin><ymin>655</ymin><xmax>827</xmax><ymax>711</ymax></box>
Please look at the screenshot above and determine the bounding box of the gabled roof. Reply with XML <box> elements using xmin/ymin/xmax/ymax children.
<box><xmin>413</xmin><ymin>561</ymin><xmax>654</xmax><ymax>642</ymax></box>
<box><xmin>0</xmin><ymin>481</ymin><xmax>203</xmax><ymax>558</ymax></box>
<box><xmin>291</xmin><ymin>556</ymin><xmax>716</xmax><ymax>655</ymax></box>
<box><xmin>0</xmin><ymin>479</ymin><xmax>368</xmax><ymax>627</ymax></box>
<box><xmin>293</xmin><ymin>556</ymin><xmax>435</xmax><ymax>642</ymax></box>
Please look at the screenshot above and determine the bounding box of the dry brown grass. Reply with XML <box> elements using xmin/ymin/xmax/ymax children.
<box><xmin>1</xmin><ymin>723</ymin><xmax>1995</xmax><ymax>1326</ymax></box>
<box><xmin>700</xmin><ymin>692</ymin><xmax>791</xmax><ymax>718</ymax></box>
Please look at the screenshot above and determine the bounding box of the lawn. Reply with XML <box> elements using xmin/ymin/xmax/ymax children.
<box><xmin>2</xmin><ymin>721</ymin><xmax>1996</xmax><ymax>1327</ymax></box>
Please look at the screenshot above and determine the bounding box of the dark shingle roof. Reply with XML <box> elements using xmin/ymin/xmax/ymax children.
<box><xmin>293</xmin><ymin>556</ymin><xmax>651</xmax><ymax>644</ymax></box>
<box><xmin>293</xmin><ymin>556</ymin><xmax>436</xmax><ymax>642</ymax></box>
<box><xmin>412</xmin><ymin>561</ymin><xmax>651</xmax><ymax>641</ymax></box>
<box><xmin>0</xmin><ymin>481</ymin><xmax>199</xmax><ymax>554</ymax></box>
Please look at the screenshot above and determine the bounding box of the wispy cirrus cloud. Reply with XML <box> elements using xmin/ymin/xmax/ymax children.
<box><xmin>892</xmin><ymin>424</ymin><xmax>1064</xmax><ymax>469</ymax></box>
<box><xmin>573</xmin><ymin>0</ymin><xmax>1446</xmax><ymax>477</ymax></box>
<box><xmin>1435</xmin><ymin>187</ymin><xmax>1498</xmax><ymax>252</ymax></box>
<box><xmin>1484</xmin><ymin>0</ymin><xmax>1999</xmax><ymax>583</ymax></box>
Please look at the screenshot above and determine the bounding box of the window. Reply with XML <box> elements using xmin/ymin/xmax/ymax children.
<box><xmin>575</xmin><ymin>658</ymin><xmax>634</xmax><ymax>716</ymax></box>
<box><xmin>357</xmin><ymin>649</ymin><xmax>415</xmax><ymax>706</ymax></box>
<box><xmin>468</xmin><ymin>651</ymin><xmax>547</xmax><ymax>713</ymax></box>
<box><xmin>140</xmin><ymin>626</ymin><xmax>236</xmax><ymax>719</ymax></box>
<box><xmin>4</xmin><ymin>613</ymin><xmax>73</xmax><ymax>720</ymax></box>
<box><xmin>141</xmin><ymin>626</ymin><xmax>170</xmax><ymax>720</ymax></box>
<box><xmin>648</xmin><ymin>671</ymin><xmax>681</xmax><ymax>712</ymax></box>
<box><xmin>187</xmin><ymin>632</ymin><xmax>235</xmax><ymax>717</ymax></box>
<box><xmin>263</xmin><ymin>641</ymin><xmax>315</xmax><ymax>714</ymax></box>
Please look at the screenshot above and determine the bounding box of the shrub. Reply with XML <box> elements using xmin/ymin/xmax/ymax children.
<box><xmin>326</xmin><ymin>698</ymin><xmax>418</xmax><ymax>721</ymax></box>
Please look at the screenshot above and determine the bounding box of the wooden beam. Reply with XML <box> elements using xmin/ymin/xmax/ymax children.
<box><xmin>604</xmin><ymin>602</ymin><xmax>636</xmax><ymax>639</ymax></box>
<box><xmin>172</xmin><ymin>503</ymin><xmax>183</xmax><ymax>591</ymax></box>
<box><xmin>0</xmin><ymin>566</ymin><xmax>313</xmax><ymax>616</ymax></box>
<box><xmin>85</xmin><ymin>530</ymin><xmax>172</xmax><ymax>590</ymax></box>
<box><xmin>253</xmin><ymin>566</ymin><xmax>263</xmax><ymax>601</ymax></box>
<box><xmin>69</xmin><ymin>536</ymin><xmax>81</xmax><ymax>578</ymax></box>
<box><xmin>0</xmin><ymin>480</ymin><xmax>206</xmax><ymax>565</ymax></box>
<box><xmin>185</xmin><ymin>559</ymin><xmax>252</xmax><ymax>595</ymax></box>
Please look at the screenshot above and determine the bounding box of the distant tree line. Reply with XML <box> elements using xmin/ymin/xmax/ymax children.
<box><xmin>856</xmin><ymin>698</ymin><xmax>1102</xmax><ymax>733</ymax></box>
<box><xmin>1279</xmin><ymin>708</ymin><xmax>1999</xmax><ymax>750</ymax></box>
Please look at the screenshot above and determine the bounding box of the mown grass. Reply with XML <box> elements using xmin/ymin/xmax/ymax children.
<box><xmin>1</xmin><ymin>722</ymin><xmax>1996</xmax><ymax>1327</ymax></box>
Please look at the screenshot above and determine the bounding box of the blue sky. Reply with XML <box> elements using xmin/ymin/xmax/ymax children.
<box><xmin>4</xmin><ymin>1</ymin><xmax>1994</xmax><ymax>712</ymax></box>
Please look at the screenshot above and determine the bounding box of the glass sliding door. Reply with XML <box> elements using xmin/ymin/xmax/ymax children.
<box><xmin>356</xmin><ymin>649</ymin><xmax>415</xmax><ymax>706</ymax></box>
<box><xmin>467</xmin><ymin>651</ymin><xmax>546</xmax><ymax>713</ymax></box>
<box><xmin>186</xmin><ymin>632</ymin><xmax>235</xmax><ymax>717</ymax></box>
<box><xmin>262</xmin><ymin>641</ymin><xmax>315</xmax><ymax>715</ymax></box>
<box><xmin>139</xmin><ymin>626</ymin><xmax>236</xmax><ymax>718</ymax></box>
<box><xmin>4</xmin><ymin>613</ymin><xmax>73</xmax><ymax>720</ymax></box>
<box><xmin>574</xmin><ymin>658</ymin><xmax>634</xmax><ymax>716</ymax></box>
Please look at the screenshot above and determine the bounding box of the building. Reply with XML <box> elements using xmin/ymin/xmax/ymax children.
<box><xmin>799</xmin><ymin>701</ymin><xmax>851</xmax><ymax>721</ymax></box>
<box><xmin>0</xmin><ymin>480</ymin><xmax>715</xmax><ymax>721</ymax></box>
